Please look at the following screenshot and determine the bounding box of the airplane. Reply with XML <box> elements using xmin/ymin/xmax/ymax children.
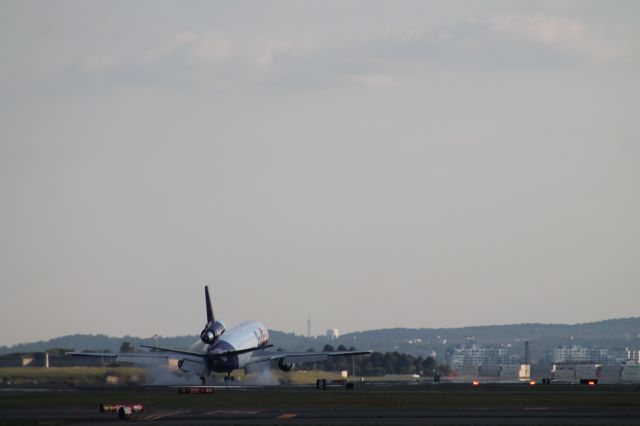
<box><xmin>67</xmin><ymin>286</ymin><xmax>371</xmax><ymax>384</ymax></box>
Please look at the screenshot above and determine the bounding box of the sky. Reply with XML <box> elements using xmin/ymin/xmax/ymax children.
<box><xmin>1</xmin><ymin>1</ymin><xmax>639</xmax><ymax>346</ymax></box>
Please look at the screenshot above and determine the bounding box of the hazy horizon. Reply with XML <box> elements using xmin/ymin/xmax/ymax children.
<box><xmin>1</xmin><ymin>1</ymin><xmax>639</xmax><ymax>347</ymax></box>
<box><xmin>3</xmin><ymin>315</ymin><xmax>639</xmax><ymax>349</ymax></box>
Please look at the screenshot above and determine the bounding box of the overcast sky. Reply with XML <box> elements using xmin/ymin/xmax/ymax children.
<box><xmin>1</xmin><ymin>1</ymin><xmax>639</xmax><ymax>346</ymax></box>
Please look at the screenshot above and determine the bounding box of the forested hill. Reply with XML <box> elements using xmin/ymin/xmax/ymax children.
<box><xmin>2</xmin><ymin>318</ymin><xmax>639</xmax><ymax>359</ymax></box>
<box><xmin>273</xmin><ymin>318</ymin><xmax>640</xmax><ymax>359</ymax></box>
<box><xmin>351</xmin><ymin>317</ymin><xmax>640</xmax><ymax>345</ymax></box>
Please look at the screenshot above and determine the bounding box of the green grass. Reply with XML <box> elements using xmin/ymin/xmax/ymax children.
<box><xmin>0</xmin><ymin>367</ymin><xmax>144</xmax><ymax>385</ymax></box>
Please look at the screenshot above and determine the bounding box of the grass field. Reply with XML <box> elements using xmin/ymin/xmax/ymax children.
<box><xmin>0</xmin><ymin>367</ymin><xmax>145</xmax><ymax>386</ymax></box>
<box><xmin>0</xmin><ymin>367</ymin><xmax>349</xmax><ymax>386</ymax></box>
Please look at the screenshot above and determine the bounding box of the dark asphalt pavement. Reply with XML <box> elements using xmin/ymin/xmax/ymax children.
<box><xmin>3</xmin><ymin>407</ymin><xmax>640</xmax><ymax>425</ymax></box>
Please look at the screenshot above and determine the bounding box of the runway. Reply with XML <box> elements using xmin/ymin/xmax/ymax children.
<box><xmin>3</xmin><ymin>407</ymin><xmax>640</xmax><ymax>425</ymax></box>
<box><xmin>2</xmin><ymin>383</ymin><xmax>640</xmax><ymax>425</ymax></box>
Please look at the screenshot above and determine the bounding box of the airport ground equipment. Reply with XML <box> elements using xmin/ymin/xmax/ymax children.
<box><xmin>99</xmin><ymin>403</ymin><xmax>144</xmax><ymax>421</ymax></box>
<box><xmin>99</xmin><ymin>403</ymin><xmax>144</xmax><ymax>413</ymax></box>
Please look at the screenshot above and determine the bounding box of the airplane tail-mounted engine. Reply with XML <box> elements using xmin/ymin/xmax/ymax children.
<box><xmin>200</xmin><ymin>321</ymin><xmax>225</xmax><ymax>344</ymax></box>
<box><xmin>200</xmin><ymin>286</ymin><xmax>226</xmax><ymax>344</ymax></box>
<box><xmin>278</xmin><ymin>358</ymin><xmax>294</xmax><ymax>372</ymax></box>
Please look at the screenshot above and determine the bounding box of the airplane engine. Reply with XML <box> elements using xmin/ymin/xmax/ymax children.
<box><xmin>277</xmin><ymin>358</ymin><xmax>294</xmax><ymax>372</ymax></box>
<box><xmin>200</xmin><ymin>320</ymin><xmax>226</xmax><ymax>344</ymax></box>
<box><xmin>200</xmin><ymin>330</ymin><xmax>214</xmax><ymax>344</ymax></box>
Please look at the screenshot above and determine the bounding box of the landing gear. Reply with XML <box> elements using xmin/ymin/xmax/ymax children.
<box><xmin>199</xmin><ymin>376</ymin><xmax>206</xmax><ymax>386</ymax></box>
<box><xmin>224</xmin><ymin>372</ymin><xmax>235</xmax><ymax>384</ymax></box>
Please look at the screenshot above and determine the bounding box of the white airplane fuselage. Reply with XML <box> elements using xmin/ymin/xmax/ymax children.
<box><xmin>205</xmin><ymin>321</ymin><xmax>269</xmax><ymax>373</ymax></box>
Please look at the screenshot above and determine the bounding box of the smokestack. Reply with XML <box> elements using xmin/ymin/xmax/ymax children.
<box><xmin>524</xmin><ymin>341</ymin><xmax>531</xmax><ymax>365</ymax></box>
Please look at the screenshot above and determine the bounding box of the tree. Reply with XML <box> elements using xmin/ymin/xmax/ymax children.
<box><xmin>422</xmin><ymin>357</ymin><xmax>436</xmax><ymax>375</ymax></box>
<box><xmin>119</xmin><ymin>342</ymin><xmax>134</xmax><ymax>353</ymax></box>
<box><xmin>438</xmin><ymin>364</ymin><xmax>452</xmax><ymax>376</ymax></box>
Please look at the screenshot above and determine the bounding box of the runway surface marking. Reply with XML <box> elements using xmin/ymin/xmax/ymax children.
<box><xmin>277</xmin><ymin>413</ymin><xmax>298</xmax><ymax>419</ymax></box>
<box><xmin>138</xmin><ymin>410</ymin><xmax>186</xmax><ymax>421</ymax></box>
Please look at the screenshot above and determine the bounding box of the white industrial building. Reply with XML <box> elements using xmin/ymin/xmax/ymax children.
<box><xmin>500</xmin><ymin>364</ymin><xmax>531</xmax><ymax>381</ymax></box>
<box><xmin>550</xmin><ymin>362</ymin><xmax>640</xmax><ymax>383</ymax></box>
<box><xmin>448</xmin><ymin>343</ymin><xmax>509</xmax><ymax>369</ymax></box>
<box><xmin>626</xmin><ymin>349</ymin><xmax>640</xmax><ymax>364</ymax></box>
<box><xmin>458</xmin><ymin>364</ymin><xmax>530</xmax><ymax>381</ymax></box>
<box><xmin>621</xmin><ymin>364</ymin><xmax>640</xmax><ymax>382</ymax></box>
<box><xmin>326</xmin><ymin>328</ymin><xmax>340</xmax><ymax>340</ymax></box>
<box><xmin>550</xmin><ymin>345</ymin><xmax>615</xmax><ymax>364</ymax></box>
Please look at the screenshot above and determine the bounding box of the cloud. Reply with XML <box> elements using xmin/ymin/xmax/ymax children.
<box><xmin>489</xmin><ymin>13</ymin><xmax>630</xmax><ymax>64</ymax></box>
<box><xmin>191</xmin><ymin>33</ymin><xmax>233</xmax><ymax>65</ymax></box>
<box><xmin>80</xmin><ymin>51</ymin><xmax>124</xmax><ymax>75</ymax></box>
<box><xmin>254</xmin><ymin>39</ymin><xmax>295</xmax><ymax>67</ymax></box>
<box><xmin>139</xmin><ymin>31</ymin><xmax>199</xmax><ymax>65</ymax></box>
<box><xmin>350</xmin><ymin>73</ymin><xmax>402</xmax><ymax>88</ymax></box>
<box><xmin>56</xmin><ymin>17</ymin><xmax>638</xmax><ymax>94</ymax></box>
<box><xmin>492</xmin><ymin>14</ymin><xmax>587</xmax><ymax>45</ymax></box>
<box><xmin>6</xmin><ymin>8</ymin><xmax>633</xmax><ymax>97</ymax></box>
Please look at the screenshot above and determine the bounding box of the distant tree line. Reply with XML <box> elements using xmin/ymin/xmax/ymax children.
<box><xmin>292</xmin><ymin>344</ymin><xmax>451</xmax><ymax>376</ymax></box>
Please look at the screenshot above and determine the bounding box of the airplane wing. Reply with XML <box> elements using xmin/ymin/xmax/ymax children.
<box><xmin>139</xmin><ymin>345</ymin><xmax>206</xmax><ymax>358</ymax></box>
<box><xmin>65</xmin><ymin>351</ymin><xmax>201</xmax><ymax>366</ymax></box>
<box><xmin>139</xmin><ymin>344</ymin><xmax>273</xmax><ymax>358</ymax></box>
<box><xmin>245</xmin><ymin>350</ymin><xmax>372</xmax><ymax>366</ymax></box>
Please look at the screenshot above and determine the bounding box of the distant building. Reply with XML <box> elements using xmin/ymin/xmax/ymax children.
<box><xmin>0</xmin><ymin>353</ymin><xmax>108</xmax><ymax>368</ymax></box>
<box><xmin>551</xmin><ymin>364</ymin><xmax>576</xmax><ymax>382</ymax></box>
<box><xmin>326</xmin><ymin>329</ymin><xmax>340</xmax><ymax>340</ymax></box>
<box><xmin>621</xmin><ymin>364</ymin><xmax>640</xmax><ymax>382</ymax></box>
<box><xmin>500</xmin><ymin>364</ymin><xmax>530</xmax><ymax>381</ymax></box>
<box><xmin>0</xmin><ymin>355</ymin><xmax>25</xmax><ymax>367</ymax></box>
<box><xmin>599</xmin><ymin>365</ymin><xmax>622</xmax><ymax>383</ymax></box>
<box><xmin>549</xmin><ymin>345</ymin><xmax>615</xmax><ymax>365</ymax></box>
<box><xmin>447</xmin><ymin>343</ymin><xmax>509</xmax><ymax>369</ymax></box>
<box><xmin>0</xmin><ymin>353</ymin><xmax>48</xmax><ymax>367</ymax></box>
<box><xmin>48</xmin><ymin>355</ymin><xmax>107</xmax><ymax>367</ymax></box>
<box><xmin>626</xmin><ymin>348</ymin><xmax>640</xmax><ymax>364</ymax></box>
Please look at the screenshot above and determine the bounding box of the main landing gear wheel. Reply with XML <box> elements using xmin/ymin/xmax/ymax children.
<box><xmin>199</xmin><ymin>376</ymin><xmax>206</xmax><ymax>385</ymax></box>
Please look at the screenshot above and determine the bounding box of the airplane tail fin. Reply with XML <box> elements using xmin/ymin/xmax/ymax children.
<box><xmin>201</xmin><ymin>286</ymin><xmax>224</xmax><ymax>344</ymax></box>
<box><xmin>205</xmin><ymin>285</ymin><xmax>214</xmax><ymax>324</ymax></box>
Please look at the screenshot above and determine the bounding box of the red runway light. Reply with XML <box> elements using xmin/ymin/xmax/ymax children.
<box><xmin>472</xmin><ymin>380</ymin><xmax>480</xmax><ymax>386</ymax></box>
